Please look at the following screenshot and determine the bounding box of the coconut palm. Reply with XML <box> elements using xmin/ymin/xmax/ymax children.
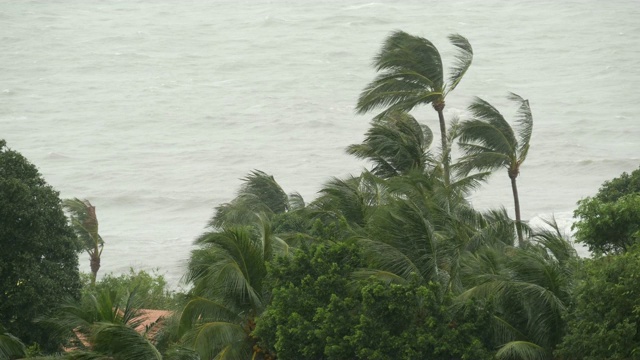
<box><xmin>179</xmin><ymin>219</ymin><xmax>286</xmax><ymax>360</ymax></box>
<box><xmin>356</xmin><ymin>30</ymin><xmax>473</xmax><ymax>186</ymax></box>
<box><xmin>311</xmin><ymin>171</ymin><xmax>390</xmax><ymax>235</ymax></box>
<box><xmin>456</xmin><ymin>93</ymin><xmax>533</xmax><ymax>246</ymax></box>
<box><xmin>212</xmin><ymin>170</ymin><xmax>292</xmax><ymax>229</ymax></box>
<box><xmin>458</xmin><ymin>219</ymin><xmax>577</xmax><ymax>360</ymax></box>
<box><xmin>347</xmin><ymin>111</ymin><xmax>435</xmax><ymax>178</ymax></box>
<box><xmin>43</xmin><ymin>288</ymin><xmax>164</xmax><ymax>360</ymax></box>
<box><xmin>63</xmin><ymin>198</ymin><xmax>103</xmax><ymax>286</ymax></box>
<box><xmin>351</xmin><ymin>169</ymin><xmax>489</xmax><ymax>292</ymax></box>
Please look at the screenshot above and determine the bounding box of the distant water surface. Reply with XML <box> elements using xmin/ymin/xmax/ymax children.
<box><xmin>1</xmin><ymin>0</ymin><xmax>639</xmax><ymax>286</ymax></box>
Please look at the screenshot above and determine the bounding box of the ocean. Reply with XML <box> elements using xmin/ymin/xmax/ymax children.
<box><xmin>2</xmin><ymin>0</ymin><xmax>639</xmax><ymax>287</ymax></box>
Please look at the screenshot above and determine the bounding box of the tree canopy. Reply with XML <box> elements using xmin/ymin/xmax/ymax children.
<box><xmin>0</xmin><ymin>140</ymin><xmax>82</xmax><ymax>351</ymax></box>
<box><xmin>573</xmin><ymin>166</ymin><xmax>640</xmax><ymax>254</ymax></box>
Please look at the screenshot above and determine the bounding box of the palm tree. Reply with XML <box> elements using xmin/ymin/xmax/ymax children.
<box><xmin>458</xmin><ymin>219</ymin><xmax>578</xmax><ymax>359</ymax></box>
<box><xmin>44</xmin><ymin>288</ymin><xmax>164</xmax><ymax>360</ymax></box>
<box><xmin>179</xmin><ymin>221</ymin><xmax>286</xmax><ymax>360</ymax></box>
<box><xmin>456</xmin><ymin>93</ymin><xmax>533</xmax><ymax>246</ymax></box>
<box><xmin>211</xmin><ymin>170</ymin><xmax>291</xmax><ymax>229</ymax></box>
<box><xmin>347</xmin><ymin>111</ymin><xmax>435</xmax><ymax>178</ymax></box>
<box><xmin>352</xmin><ymin>169</ymin><xmax>487</xmax><ymax>292</ymax></box>
<box><xmin>356</xmin><ymin>30</ymin><xmax>473</xmax><ymax>186</ymax></box>
<box><xmin>64</xmin><ymin>198</ymin><xmax>103</xmax><ymax>286</ymax></box>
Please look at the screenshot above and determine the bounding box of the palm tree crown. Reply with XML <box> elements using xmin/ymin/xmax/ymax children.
<box><xmin>64</xmin><ymin>198</ymin><xmax>104</xmax><ymax>286</ymax></box>
<box><xmin>356</xmin><ymin>30</ymin><xmax>473</xmax><ymax>186</ymax></box>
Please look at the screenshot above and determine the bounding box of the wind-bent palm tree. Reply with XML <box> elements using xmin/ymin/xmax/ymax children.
<box><xmin>64</xmin><ymin>198</ymin><xmax>103</xmax><ymax>286</ymax></box>
<box><xmin>180</xmin><ymin>220</ymin><xmax>287</xmax><ymax>360</ymax></box>
<box><xmin>458</xmin><ymin>219</ymin><xmax>577</xmax><ymax>359</ymax></box>
<box><xmin>347</xmin><ymin>111</ymin><xmax>435</xmax><ymax>178</ymax></box>
<box><xmin>456</xmin><ymin>93</ymin><xmax>533</xmax><ymax>246</ymax></box>
<box><xmin>44</xmin><ymin>288</ymin><xmax>164</xmax><ymax>360</ymax></box>
<box><xmin>356</xmin><ymin>30</ymin><xmax>473</xmax><ymax>186</ymax></box>
<box><xmin>212</xmin><ymin>170</ymin><xmax>292</xmax><ymax>229</ymax></box>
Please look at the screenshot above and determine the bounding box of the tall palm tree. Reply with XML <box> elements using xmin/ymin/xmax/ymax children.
<box><xmin>64</xmin><ymin>198</ymin><xmax>103</xmax><ymax>286</ymax></box>
<box><xmin>356</xmin><ymin>30</ymin><xmax>473</xmax><ymax>186</ymax></box>
<box><xmin>456</xmin><ymin>93</ymin><xmax>533</xmax><ymax>246</ymax></box>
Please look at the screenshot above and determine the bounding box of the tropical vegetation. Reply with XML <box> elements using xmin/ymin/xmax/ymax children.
<box><xmin>63</xmin><ymin>198</ymin><xmax>104</xmax><ymax>286</ymax></box>
<box><xmin>1</xmin><ymin>30</ymin><xmax>638</xmax><ymax>360</ymax></box>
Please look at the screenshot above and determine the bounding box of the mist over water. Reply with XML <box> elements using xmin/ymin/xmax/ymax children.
<box><xmin>2</xmin><ymin>1</ymin><xmax>639</xmax><ymax>286</ymax></box>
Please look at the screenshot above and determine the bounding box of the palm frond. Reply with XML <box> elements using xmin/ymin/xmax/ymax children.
<box><xmin>211</xmin><ymin>170</ymin><xmax>289</xmax><ymax>228</ymax></box>
<box><xmin>375</xmin><ymin>30</ymin><xmax>444</xmax><ymax>86</ymax></box>
<box><xmin>287</xmin><ymin>192</ymin><xmax>305</xmax><ymax>211</ymax></box>
<box><xmin>179</xmin><ymin>297</ymin><xmax>242</xmax><ymax>335</ymax></box>
<box><xmin>354</xmin><ymin>237</ymin><xmax>423</xmax><ymax>283</ymax></box>
<box><xmin>496</xmin><ymin>340</ymin><xmax>548</xmax><ymax>360</ymax></box>
<box><xmin>508</xmin><ymin>92</ymin><xmax>534</xmax><ymax>163</ymax></box>
<box><xmin>446</xmin><ymin>34</ymin><xmax>473</xmax><ymax>95</ymax></box>
<box><xmin>0</xmin><ymin>324</ymin><xmax>26</xmax><ymax>360</ymax></box>
<box><xmin>91</xmin><ymin>322</ymin><xmax>162</xmax><ymax>360</ymax></box>
<box><xmin>187</xmin><ymin>227</ymin><xmax>266</xmax><ymax>312</ymax></box>
<box><xmin>459</xmin><ymin>110</ymin><xmax>516</xmax><ymax>157</ymax></box>
<box><xmin>182</xmin><ymin>322</ymin><xmax>249</xmax><ymax>360</ymax></box>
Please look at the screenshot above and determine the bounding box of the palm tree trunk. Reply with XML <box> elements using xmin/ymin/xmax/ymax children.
<box><xmin>90</xmin><ymin>251</ymin><xmax>100</xmax><ymax>286</ymax></box>
<box><xmin>435</xmin><ymin>106</ymin><xmax>450</xmax><ymax>187</ymax></box>
<box><xmin>510</xmin><ymin>175</ymin><xmax>524</xmax><ymax>246</ymax></box>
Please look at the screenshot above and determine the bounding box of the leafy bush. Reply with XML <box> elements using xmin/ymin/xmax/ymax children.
<box><xmin>82</xmin><ymin>268</ymin><xmax>184</xmax><ymax>310</ymax></box>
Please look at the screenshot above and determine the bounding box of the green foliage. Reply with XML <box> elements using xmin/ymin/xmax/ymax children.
<box><xmin>349</xmin><ymin>282</ymin><xmax>492</xmax><ymax>360</ymax></box>
<box><xmin>573</xmin><ymin>167</ymin><xmax>640</xmax><ymax>254</ymax></box>
<box><xmin>44</xmin><ymin>288</ymin><xmax>163</xmax><ymax>359</ymax></box>
<box><xmin>593</xmin><ymin>165</ymin><xmax>640</xmax><ymax>203</ymax></box>
<box><xmin>459</xmin><ymin>223</ymin><xmax>579</xmax><ymax>359</ymax></box>
<box><xmin>0</xmin><ymin>323</ymin><xmax>26</xmax><ymax>360</ymax></box>
<box><xmin>347</xmin><ymin>111</ymin><xmax>434</xmax><ymax>178</ymax></box>
<box><xmin>254</xmin><ymin>242</ymin><xmax>364</xmax><ymax>359</ymax></box>
<box><xmin>0</xmin><ymin>140</ymin><xmax>82</xmax><ymax>351</ymax></box>
<box><xmin>255</xmin><ymin>242</ymin><xmax>493</xmax><ymax>359</ymax></box>
<box><xmin>555</xmin><ymin>245</ymin><xmax>640</xmax><ymax>359</ymax></box>
<box><xmin>211</xmin><ymin>170</ymin><xmax>291</xmax><ymax>228</ymax></box>
<box><xmin>82</xmin><ymin>268</ymin><xmax>182</xmax><ymax>310</ymax></box>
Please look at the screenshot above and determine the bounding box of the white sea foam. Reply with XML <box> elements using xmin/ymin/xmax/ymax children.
<box><xmin>1</xmin><ymin>0</ymin><xmax>639</xmax><ymax>287</ymax></box>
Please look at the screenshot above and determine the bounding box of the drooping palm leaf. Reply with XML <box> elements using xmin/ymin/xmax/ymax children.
<box><xmin>496</xmin><ymin>340</ymin><xmax>548</xmax><ymax>360</ymax></box>
<box><xmin>179</xmin><ymin>297</ymin><xmax>242</xmax><ymax>335</ymax></box>
<box><xmin>182</xmin><ymin>322</ymin><xmax>250</xmax><ymax>360</ymax></box>
<box><xmin>508</xmin><ymin>92</ymin><xmax>533</xmax><ymax>163</ymax></box>
<box><xmin>446</xmin><ymin>34</ymin><xmax>473</xmax><ymax>95</ymax></box>
<box><xmin>90</xmin><ymin>322</ymin><xmax>162</xmax><ymax>360</ymax></box>
<box><xmin>0</xmin><ymin>324</ymin><xmax>26</xmax><ymax>360</ymax></box>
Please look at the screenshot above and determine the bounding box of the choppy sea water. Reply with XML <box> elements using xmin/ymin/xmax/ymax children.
<box><xmin>2</xmin><ymin>1</ymin><xmax>639</xmax><ymax>287</ymax></box>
